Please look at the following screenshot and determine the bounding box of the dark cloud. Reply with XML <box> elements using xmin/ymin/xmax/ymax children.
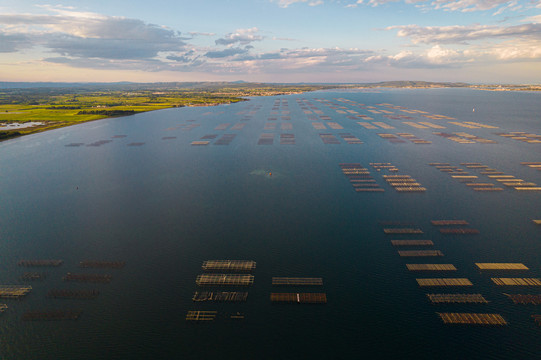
<box><xmin>205</xmin><ymin>47</ymin><xmax>249</xmax><ymax>58</ymax></box>
<box><xmin>166</xmin><ymin>51</ymin><xmax>204</xmax><ymax>66</ymax></box>
<box><xmin>45</xmin><ymin>34</ymin><xmax>184</xmax><ymax>60</ymax></box>
<box><xmin>43</xmin><ymin>56</ymin><xmax>201</xmax><ymax>72</ymax></box>
<box><xmin>0</xmin><ymin>12</ymin><xmax>186</xmax><ymax>59</ymax></box>
<box><xmin>76</xmin><ymin>17</ymin><xmax>181</xmax><ymax>41</ymax></box>
<box><xmin>0</xmin><ymin>32</ymin><xmax>32</xmax><ymax>52</ymax></box>
<box><xmin>166</xmin><ymin>55</ymin><xmax>192</xmax><ymax>62</ymax></box>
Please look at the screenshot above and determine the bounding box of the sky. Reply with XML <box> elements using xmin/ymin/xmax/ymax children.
<box><xmin>1</xmin><ymin>0</ymin><xmax>541</xmax><ymax>84</ymax></box>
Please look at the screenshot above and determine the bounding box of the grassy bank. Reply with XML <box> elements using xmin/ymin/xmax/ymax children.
<box><xmin>0</xmin><ymin>91</ymin><xmax>245</xmax><ymax>140</ymax></box>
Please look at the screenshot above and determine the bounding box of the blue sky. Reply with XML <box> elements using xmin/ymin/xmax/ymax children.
<box><xmin>1</xmin><ymin>0</ymin><xmax>540</xmax><ymax>83</ymax></box>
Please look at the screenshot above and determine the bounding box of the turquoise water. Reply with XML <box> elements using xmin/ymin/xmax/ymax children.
<box><xmin>0</xmin><ymin>88</ymin><xmax>540</xmax><ymax>359</ymax></box>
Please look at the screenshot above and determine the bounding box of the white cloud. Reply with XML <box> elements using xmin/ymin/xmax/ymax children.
<box><xmin>3</xmin><ymin>3</ymin><xmax>540</xmax><ymax>79</ymax></box>
<box><xmin>200</xmin><ymin>47</ymin><xmax>376</xmax><ymax>74</ymax></box>
<box><xmin>272</xmin><ymin>0</ymin><xmax>531</xmax><ymax>16</ymax></box>
<box><xmin>271</xmin><ymin>0</ymin><xmax>535</xmax><ymax>19</ymax></box>
<box><xmin>365</xmin><ymin>38</ymin><xmax>541</xmax><ymax>70</ymax></box>
<box><xmin>425</xmin><ymin>44</ymin><xmax>463</xmax><ymax>62</ymax></box>
<box><xmin>342</xmin><ymin>0</ymin><xmax>525</xmax><ymax>13</ymax></box>
<box><xmin>523</xmin><ymin>14</ymin><xmax>541</xmax><ymax>23</ymax></box>
<box><xmin>188</xmin><ymin>32</ymin><xmax>216</xmax><ymax>37</ymax></box>
<box><xmin>388</xmin><ymin>23</ymin><xmax>541</xmax><ymax>44</ymax></box>
<box><xmin>430</xmin><ymin>0</ymin><xmax>511</xmax><ymax>12</ymax></box>
<box><xmin>492</xmin><ymin>1</ymin><xmax>520</xmax><ymax>16</ymax></box>
<box><xmin>274</xmin><ymin>0</ymin><xmax>323</xmax><ymax>8</ymax></box>
<box><xmin>366</xmin><ymin>44</ymin><xmax>470</xmax><ymax>68</ymax></box>
<box><xmin>472</xmin><ymin>39</ymin><xmax>541</xmax><ymax>60</ymax></box>
<box><xmin>364</xmin><ymin>0</ymin><xmax>400</xmax><ymax>6</ymax></box>
<box><xmin>215</xmin><ymin>28</ymin><xmax>263</xmax><ymax>46</ymax></box>
<box><xmin>272</xmin><ymin>36</ymin><xmax>298</xmax><ymax>41</ymax></box>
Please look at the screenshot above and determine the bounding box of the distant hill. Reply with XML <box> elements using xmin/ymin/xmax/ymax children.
<box><xmin>0</xmin><ymin>82</ymin><xmax>134</xmax><ymax>89</ymax></box>
<box><xmin>0</xmin><ymin>80</ymin><xmax>470</xmax><ymax>90</ymax></box>
<box><xmin>361</xmin><ymin>81</ymin><xmax>470</xmax><ymax>88</ymax></box>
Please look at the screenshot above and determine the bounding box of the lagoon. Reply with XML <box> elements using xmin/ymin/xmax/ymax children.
<box><xmin>0</xmin><ymin>88</ymin><xmax>540</xmax><ymax>359</ymax></box>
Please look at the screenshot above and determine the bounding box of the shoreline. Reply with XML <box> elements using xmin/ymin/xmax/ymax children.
<box><xmin>0</xmin><ymin>98</ymin><xmax>248</xmax><ymax>143</ymax></box>
<box><xmin>0</xmin><ymin>84</ymin><xmax>336</xmax><ymax>142</ymax></box>
<box><xmin>3</xmin><ymin>83</ymin><xmax>539</xmax><ymax>143</ymax></box>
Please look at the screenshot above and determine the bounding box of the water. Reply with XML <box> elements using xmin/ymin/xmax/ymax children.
<box><xmin>0</xmin><ymin>88</ymin><xmax>540</xmax><ymax>359</ymax></box>
<box><xmin>0</xmin><ymin>122</ymin><xmax>44</xmax><ymax>130</ymax></box>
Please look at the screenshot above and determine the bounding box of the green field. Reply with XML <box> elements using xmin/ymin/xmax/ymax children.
<box><xmin>0</xmin><ymin>90</ymin><xmax>246</xmax><ymax>140</ymax></box>
<box><xmin>0</xmin><ymin>83</ymin><xmax>334</xmax><ymax>140</ymax></box>
<box><xmin>2</xmin><ymin>81</ymin><xmax>490</xmax><ymax>141</ymax></box>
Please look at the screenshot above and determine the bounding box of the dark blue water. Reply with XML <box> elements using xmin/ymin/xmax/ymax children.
<box><xmin>0</xmin><ymin>88</ymin><xmax>540</xmax><ymax>359</ymax></box>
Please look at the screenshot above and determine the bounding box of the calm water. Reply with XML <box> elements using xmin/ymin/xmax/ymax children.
<box><xmin>0</xmin><ymin>88</ymin><xmax>540</xmax><ymax>359</ymax></box>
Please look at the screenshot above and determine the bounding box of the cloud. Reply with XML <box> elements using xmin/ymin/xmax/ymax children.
<box><xmin>242</xmin><ymin>47</ymin><xmax>373</xmax><ymax>63</ymax></box>
<box><xmin>3</xmin><ymin>3</ymin><xmax>540</xmax><ymax>80</ymax></box>
<box><xmin>347</xmin><ymin>0</ymin><xmax>525</xmax><ymax>13</ymax></box>
<box><xmin>0</xmin><ymin>32</ymin><xmax>32</xmax><ymax>52</ymax></box>
<box><xmin>492</xmin><ymin>1</ymin><xmax>521</xmax><ymax>16</ymax></box>
<box><xmin>216</xmin><ymin>47</ymin><xmax>377</xmax><ymax>74</ymax></box>
<box><xmin>430</xmin><ymin>0</ymin><xmax>512</xmax><ymax>12</ymax></box>
<box><xmin>43</xmin><ymin>56</ymin><xmax>171</xmax><ymax>72</ymax></box>
<box><xmin>0</xmin><ymin>8</ymin><xmax>186</xmax><ymax>59</ymax></box>
<box><xmin>1</xmin><ymin>7</ymin><xmax>181</xmax><ymax>42</ymax></box>
<box><xmin>364</xmin><ymin>38</ymin><xmax>541</xmax><ymax>70</ymax></box>
<box><xmin>44</xmin><ymin>34</ymin><xmax>184</xmax><ymax>60</ymax></box>
<box><xmin>362</xmin><ymin>0</ymin><xmax>399</xmax><ymax>6</ymax></box>
<box><xmin>272</xmin><ymin>36</ymin><xmax>298</xmax><ymax>41</ymax></box>
<box><xmin>215</xmin><ymin>28</ymin><xmax>263</xmax><ymax>46</ymax></box>
<box><xmin>471</xmin><ymin>39</ymin><xmax>541</xmax><ymax>60</ymax></box>
<box><xmin>388</xmin><ymin>23</ymin><xmax>541</xmax><ymax>44</ymax></box>
<box><xmin>166</xmin><ymin>55</ymin><xmax>193</xmax><ymax>63</ymax></box>
<box><xmin>43</xmin><ymin>53</ymin><xmax>206</xmax><ymax>73</ymax></box>
<box><xmin>365</xmin><ymin>45</ymin><xmax>470</xmax><ymax>68</ymax></box>
<box><xmin>165</xmin><ymin>50</ymin><xmax>203</xmax><ymax>65</ymax></box>
<box><xmin>188</xmin><ymin>31</ymin><xmax>216</xmax><ymax>37</ymax></box>
<box><xmin>205</xmin><ymin>47</ymin><xmax>249</xmax><ymax>58</ymax></box>
<box><xmin>523</xmin><ymin>14</ymin><xmax>541</xmax><ymax>23</ymax></box>
<box><xmin>271</xmin><ymin>0</ymin><xmax>533</xmax><ymax>17</ymax></box>
<box><xmin>274</xmin><ymin>0</ymin><xmax>325</xmax><ymax>7</ymax></box>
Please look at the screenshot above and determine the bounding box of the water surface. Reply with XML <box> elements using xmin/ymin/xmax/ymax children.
<box><xmin>0</xmin><ymin>88</ymin><xmax>540</xmax><ymax>359</ymax></box>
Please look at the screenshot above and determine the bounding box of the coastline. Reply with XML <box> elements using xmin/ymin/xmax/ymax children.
<box><xmin>0</xmin><ymin>84</ymin><xmax>336</xmax><ymax>142</ymax></box>
<box><xmin>3</xmin><ymin>81</ymin><xmax>540</xmax><ymax>142</ymax></box>
<box><xmin>0</xmin><ymin>98</ymin><xmax>247</xmax><ymax>143</ymax></box>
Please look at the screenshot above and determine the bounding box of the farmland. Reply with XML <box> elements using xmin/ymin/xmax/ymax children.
<box><xmin>0</xmin><ymin>83</ymin><xmax>332</xmax><ymax>140</ymax></box>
